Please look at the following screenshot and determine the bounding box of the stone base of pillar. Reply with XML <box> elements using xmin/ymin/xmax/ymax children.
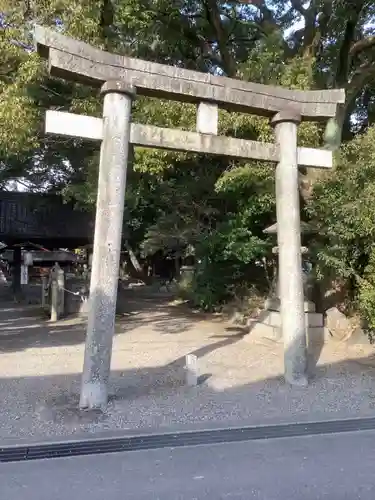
<box><xmin>245</xmin><ymin>297</ymin><xmax>328</xmax><ymax>344</ymax></box>
<box><xmin>245</xmin><ymin>320</ymin><xmax>330</xmax><ymax>345</ymax></box>
<box><xmin>264</xmin><ymin>297</ymin><xmax>316</xmax><ymax>313</ymax></box>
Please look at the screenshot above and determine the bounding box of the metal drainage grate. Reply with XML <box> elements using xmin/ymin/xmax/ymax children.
<box><xmin>2</xmin><ymin>416</ymin><xmax>375</xmax><ymax>463</ymax></box>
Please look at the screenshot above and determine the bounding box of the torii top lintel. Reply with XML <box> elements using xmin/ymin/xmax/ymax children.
<box><xmin>34</xmin><ymin>26</ymin><xmax>345</xmax><ymax>121</ymax></box>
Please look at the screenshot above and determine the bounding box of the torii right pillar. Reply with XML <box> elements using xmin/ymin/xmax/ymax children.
<box><xmin>271</xmin><ymin>110</ymin><xmax>307</xmax><ymax>387</ymax></box>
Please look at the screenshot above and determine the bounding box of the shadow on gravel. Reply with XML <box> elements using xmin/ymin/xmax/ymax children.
<box><xmin>1</xmin><ymin>345</ymin><xmax>375</xmax><ymax>440</ymax></box>
<box><xmin>1</xmin><ymin>288</ymin><xmax>375</xmax><ymax>441</ymax></box>
<box><xmin>0</xmin><ymin>290</ymin><xmax>216</xmax><ymax>353</ymax></box>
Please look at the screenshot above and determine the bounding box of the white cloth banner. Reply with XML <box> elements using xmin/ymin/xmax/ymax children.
<box><xmin>21</xmin><ymin>265</ymin><xmax>28</xmax><ymax>285</ymax></box>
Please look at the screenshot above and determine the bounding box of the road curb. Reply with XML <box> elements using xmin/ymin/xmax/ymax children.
<box><xmin>2</xmin><ymin>416</ymin><xmax>375</xmax><ymax>462</ymax></box>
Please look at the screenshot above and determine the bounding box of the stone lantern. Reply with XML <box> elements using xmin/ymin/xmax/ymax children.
<box><xmin>263</xmin><ymin>221</ymin><xmax>316</xmax><ymax>312</ymax></box>
<box><xmin>250</xmin><ymin>221</ymin><xmax>324</xmax><ymax>342</ymax></box>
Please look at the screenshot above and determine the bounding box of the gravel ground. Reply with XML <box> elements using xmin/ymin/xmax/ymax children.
<box><xmin>1</xmin><ymin>296</ymin><xmax>375</xmax><ymax>440</ymax></box>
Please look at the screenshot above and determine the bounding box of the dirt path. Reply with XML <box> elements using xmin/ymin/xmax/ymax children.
<box><xmin>1</xmin><ymin>293</ymin><xmax>375</xmax><ymax>440</ymax></box>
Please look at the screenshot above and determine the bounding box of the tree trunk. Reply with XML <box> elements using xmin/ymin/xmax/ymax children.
<box><xmin>174</xmin><ymin>256</ymin><xmax>180</xmax><ymax>279</ymax></box>
<box><xmin>124</xmin><ymin>241</ymin><xmax>143</xmax><ymax>274</ymax></box>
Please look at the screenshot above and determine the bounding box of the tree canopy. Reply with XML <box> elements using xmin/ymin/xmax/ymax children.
<box><xmin>1</xmin><ymin>0</ymin><xmax>375</xmax><ymax>311</ymax></box>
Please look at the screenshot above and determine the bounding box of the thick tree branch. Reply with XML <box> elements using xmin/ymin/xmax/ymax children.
<box><xmin>204</xmin><ymin>0</ymin><xmax>237</xmax><ymax>76</ymax></box>
<box><xmin>157</xmin><ymin>10</ymin><xmax>224</xmax><ymax>70</ymax></box>
<box><xmin>236</xmin><ymin>0</ymin><xmax>278</xmax><ymax>30</ymax></box>
<box><xmin>301</xmin><ymin>3</ymin><xmax>318</xmax><ymax>55</ymax></box>
<box><xmin>23</xmin><ymin>0</ymin><xmax>31</xmax><ymax>19</ymax></box>
<box><xmin>99</xmin><ymin>0</ymin><xmax>114</xmax><ymax>48</ymax></box>
<box><xmin>313</xmin><ymin>1</ymin><xmax>333</xmax><ymax>45</ymax></box>
<box><xmin>333</xmin><ymin>63</ymin><xmax>375</xmax><ymax>141</ymax></box>
<box><xmin>334</xmin><ymin>0</ymin><xmax>366</xmax><ymax>87</ymax></box>
<box><xmin>347</xmin><ymin>63</ymin><xmax>375</xmax><ymax>102</ymax></box>
<box><xmin>350</xmin><ymin>36</ymin><xmax>375</xmax><ymax>57</ymax></box>
<box><xmin>289</xmin><ymin>0</ymin><xmax>306</xmax><ymax>15</ymax></box>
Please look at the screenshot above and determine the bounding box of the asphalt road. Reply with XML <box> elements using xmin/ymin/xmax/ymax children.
<box><xmin>2</xmin><ymin>430</ymin><xmax>375</xmax><ymax>499</ymax></box>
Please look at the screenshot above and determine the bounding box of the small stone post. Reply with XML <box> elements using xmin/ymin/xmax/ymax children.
<box><xmin>50</xmin><ymin>263</ymin><xmax>64</xmax><ymax>321</ymax></box>
<box><xmin>79</xmin><ymin>80</ymin><xmax>135</xmax><ymax>410</ymax></box>
<box><xmin>12</xmin><ymin>246</ymin><xmax>22</xmax><ymax>298</ymax></box>
<box><xmin>41</xmin><ymin>276</ymin><xmax>47</xmax><ymax>308</ymax></box>
<box><xmin>271</xmin><ymin>110</ymin><xmax>307</xmax><ymax>386</ymax></box>
<box><xmin>185</xmin><ymin>354</ymin><xmax>199</xmax><ymax>386</ymax></box>
<box><xmin>57</xmin><ymin>265</ymin><xmax>65</xmax><ymax>317</ymax></box>
<box><xmin>50</xmin><ymin>267</ymin><xmax>58</xmax><ymax>322</ymax></box>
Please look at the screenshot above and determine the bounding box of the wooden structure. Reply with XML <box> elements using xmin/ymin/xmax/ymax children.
<box><xmin>0</xmin><ymin>191</ymin><xmax>93</xmax><ymax>295</ymax></box>
<box><xmin>0</xmin><ymin>192</ymin><xmax>94</xmax><ymax>247</ymax></box>
<box><xmin>34</xmin><ymin>26</ymin><xmax>345</xmax><ymax>408</ymax></box>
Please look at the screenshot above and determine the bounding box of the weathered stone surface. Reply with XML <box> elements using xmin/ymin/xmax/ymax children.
<box><xmin>262</xmin><ymin>310</ymin><xmax>323</xmax><ymax>328</ymax></box>
<box><xmin>307</xmin><ymin>314</ymin><xmax>324</xmax><ymax>328</ymax></box>
<box><xmin>263</xmin><ymin>221</ymin><xmax>315</xmax><ymax>234</ymax></box>
<box><xmin>246</xmin><ymin>319</ymin><xmax>282</xmax><ymax>343</ymax></box>
<box><xmin>48</xmin><ymin>48</ymin><xmax>341</xmax><ymax>120</ymax></box>
<box><xmin>35</xmin><ymin>26</ymin><xmax>345</xmax><ymax>103</ymax></box>
<box><xmin>80</xmin><ymin>85</ymin><xmax>134</xmax><ymax>410</ymax></box>
<box><xmin>272</xmin><ymin>115</ymin><xmax>307</xmax><ymax>386</ymax></box>
<box><xmin>101</xmin><ymin>80</ymin><xmax>136</xmax><ymax>96</ymax></box>
<box><xmin>185</xmin><ymin>354</ymin><xmax>199</xmax><ymax>386</ymax></box>
<box><xmin>131</xmin><ymin>124</ymin><xmax>334</xmax><ymax>167</ymax></box>
<box><xmin>45</xmin><ymin>111</ymin><xmax>334</xmax><ymax>169</ymax></box>
<box><xmin>245</xmin><ymin>322</ymin><xmax>331</xmax><ymax>346</ymax></box>
<box><xmin>325</xmin><ymin>307</ymin><xmax>354</xmax><ymax>340</ymax></box>
<box><xmin>307</xmin><ymin>326</ymin><xmax>332</xmax><ymax>344</ymax></box>
<box><xmin>264</xmin><ymin>297</ymin><xmax>316</xmax><ymax>313</ymax></box>
<box><xmin>196</xmin><ymin>102</ymin><xmax>218</xmax><ymax>135</ymax></box>
<box><xmin>230</xmin><ymin>311</ymin><xmax>248</xmax><ymax>325</ymax></box>
<box><xmin>34</xmin><ymin>26</ymin><xmax>345</xmax><ymax>120</ymax></box>
<box><xmin>347</xmin><ymin>327</ymin><xmax>370</xmax><ymax>346</ymax></box>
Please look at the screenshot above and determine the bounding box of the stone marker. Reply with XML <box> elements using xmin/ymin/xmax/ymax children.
<box><xmin>50</xmin><ymin>263</ymin><xmax>65</xmax><ymax>321</ymax></box>
<box><xmin>12</xmin><ymin>246</ymin><xmax>21</xmax><ymax>297</ymax></box>
<box><xmin>185</xmin><ymin>354</ymin><xmax>199</xmax><ymax>386</ymax></box>
<box><xmin>50</xmin><ymin>269</ymin><xmax>58</xmax><ymax>322</ymax></box>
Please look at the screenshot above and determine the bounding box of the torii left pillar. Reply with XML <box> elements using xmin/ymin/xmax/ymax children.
<box><xmin>80</xmin><ymin>80</ymin><xmax>136</xmax><ymax>410</ymax></box>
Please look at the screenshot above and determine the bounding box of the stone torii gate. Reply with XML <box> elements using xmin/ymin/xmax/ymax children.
<box><xmin>34</xmin><ymin>26</ymin><xmax>345</xmax><ymax>409</ymax></box>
